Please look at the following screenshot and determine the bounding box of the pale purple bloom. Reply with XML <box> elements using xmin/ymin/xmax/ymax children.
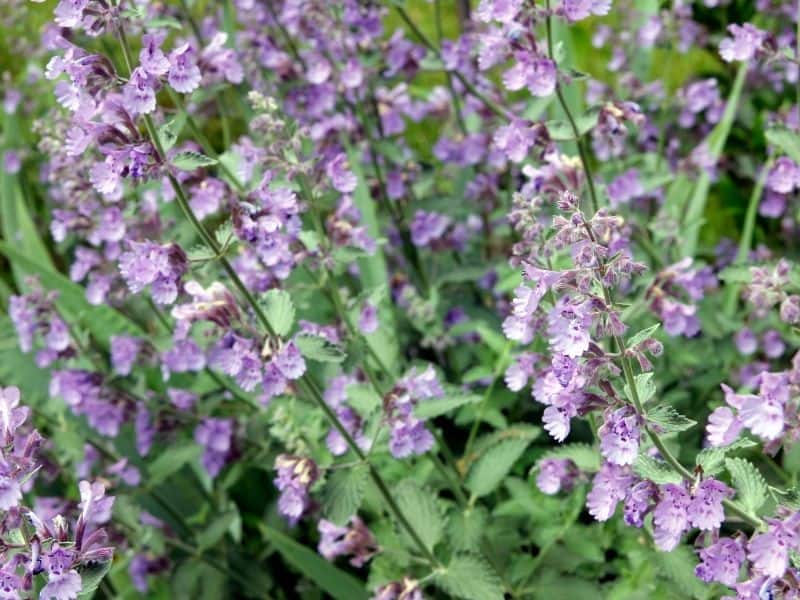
<box><xmin>547</xmin><ymin>299</ymin><xmax>592</xmax><ymax>358</ymax></box>
<box><xmin>598</xmin><ymin>407</ymin><xmax>640</xmax><ymax>466</ymax></box>
<box><xmin>695</xmin><ymin>537</ymin><xmax>746</xmax><ymax>585</ymax></box>
<box><xmin>41</xmin><ymin>546</ymin><xmax>82</xmax><ymax>600</ymax></box>
<box><xmin>561</xmin><ymin>0</ymin><xmax>612</xmax><ymax>22</ymax></box>
<box><xmin>734</xmin><ymin>328</ymin><xmax>757</xmax><ymax>355</ymax></box>
<box><xmin>273</xmin><ymin>341</ymin><xmax>306</xmax><ymax>380</ymax></box>
<box><xmin>118</xmin><ymin>241</ymin><xmax>187</xmax><ymax>304</ymax></box>
<box><xmin>762</xmin><ymin>330</ymin><xmax>785</xmax><ymax>358</ymax></box>
<box><xmin>493</xmin><ymin>120</ymin><xmax>538</xmax><ymax>163</ymax></box>
<box><xmin>410</xmin><ymin>211</ymin><xmax>450</xmax><ymax>247</ymax></box>
<box><xmin>706</xmin><ymin>406</ymin><xmax>743</xmax><ymax>447</ymax></box>
<box><xmin>194</xmin><ymin>418</ymin><xmax>233</xmax><ymax>478</ymax></box>
<box><xmin>503</xmin><ymin>54</ymin><xmax>557</xmax><ymax>97</ymax></box>
<box><xmin>110</xmin><ymin>335</ymin><xmax>142</xmax><ymax>376</ymax></box>
<box><xmin>168</xmin><ymin>44</ymin><xmax>202</xmax><ymax>93</ymax></box>
<box><xmin>623</xmin><ymin>480</ymin><xmax>657</xmax><ymax>527</ymax></box>
<box><xmin>475</xmin><ymin>0</ymin><xmax>523</xmax><ymax>23</ymax></box>
<box><xmin>122</xmin><ymin>67</ymin><xmax>157</xmax><ymax>115</ymax></box>
<box><xmin>140</xmin><ymin>32</ymin><xmax>170</xmax><ymax>77</ymax></box>
<box><xmin>318</xmin><ymin>517</ymin><xmax>377</xmax><ymax>567</ymax></box>
<box><xmin>748</xmin><ymin>517</ymin><xmax>800</xmax><ymax>578</ymax></box>
<box><xmin>767</xmin><ymin>157</ymin><xmax>800</xmax><ymax>194</ymax></box>
<box><xmin>359</xmin><ymin>302</ymin><xmax>379</xmax><ymax>334</ymax></box>
<box><xmin>535</xmin><ymin>458</ymin><xmax>577</xmax><ymax>494</ymax></box>
<box><xmin>607</xmin><ymin>169</ymin><xmax>643</xmax><ymax>207</ymax></box>
<box><xmin>326</xmin><ymin>154</ymin><xmax>358</xmax><ymax>194</ymax></box>
<box><xmin>652</xmin><ymin>484</ymin><xmax>690</xmax><ymax>551</ymax></box>
<box><xmin>273</xmin><ymin>454</ymin><xmax>318</xmax><ymax>525</ymax></box>
<box><xmin>719</xmin><ymin>23</ymin><xmax>767</xmax><ymax>62</ymax></box>
<box><xmin>587</xmin><ymin>462</ymin><xmax>633</xmax><ymax>521</ymax></box>
<box><xmin>688</xmin><ymin>478</ymin><xmax>730</xmax><ymax>531</ymax></box>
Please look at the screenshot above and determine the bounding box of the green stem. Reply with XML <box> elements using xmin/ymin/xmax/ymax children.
<box><xmin>463</xmin><ymin>342</ymin><xmax>512</xmax><ymax>461</ymax></box>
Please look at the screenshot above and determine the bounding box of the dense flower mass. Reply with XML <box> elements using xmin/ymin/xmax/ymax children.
<box><xmin>2</xmin><ymin>0</ymin><xmax>800</xmax><ymax>596</ymax></box>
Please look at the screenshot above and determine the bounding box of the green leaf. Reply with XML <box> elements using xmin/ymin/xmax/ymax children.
<box><xmin>545</xmin><ymin>106</ymin><xmax>601</xmax><ymax>141</ymax></box>
<box><xmin>148</xmin><ymin>442</ymin><xmax>202</xmax><ymax>486</ymax></box>
<box><xmin>158</xmin><ymin>114</ymin><xmax>186</xmax><ymax>152</ymax></box>
<box><xmin>766</xmin><ymin>124</ymin><xmax>800</xmax><ymax>164</ymax></box>
<box><xmin>625</xmin><ymin>372</ymin><xmax>656</xmax><ymax>405</ymax></box>
<box><xmin>414</xmin><ymin>393</ymin><xmax>482</xmax><ymax>419</ymax></box>
<box><xmin>646</xmin><ymin>405</ymin><xmax>696</xmax><ymax>434</ymax></box>
<box><xmin>197</xmin><ymin>510</ymin><xmax>238</xmax><ymax>550</ymax></box>
<box><xmin>259</xmin><ymin>289</ymin><xmax>295</xmax><ymax>337</ymax></box>
<box><xmin>77</xmin><ymin>560</ymin><xmax>113</xmax><ymax>599</ymax></box>
<box><xmin>447</xmin><ymin>507</ymin><xmax>488</xmax><ymax>552</ymax></box>
<box><xmin>467</xmin><ymin>437</ymin><xmax>531</xmax><ymax>498</ymax></box>
<box><xmin>262</xmin><ymin>525</ymin><xmax>369</xmax><ymax>600</ymax></box>
<box><xmin>695</xmin><ymin>439</ymin><xmax>756</xmax><ymax>476</ymax></box>
<box><xmin>634</xmin><ymin>454</ymin><xmax>682</xmax><ymax>485</ymax></box>
<box><xmin>172</xmin><ymin>151</ymin><xmax>218</xmax><ymax>171</ymax></box>
<box><xmin>295</xmin><ymin>334</ymin><xmax>346</xmax><ymax>363</ymax></box>
<box><xmin>658</xmin><ymin>545</ymin><xmax>708</xmax><ymax>599</ymax></box>
<box><xmin>322</xmin><ymin>464</ymin><xmax>368</xmax><ymax>526</ymax></box>
<box><xmin>146</xmin><ymin>16</ymin><xmax>183</xmax><ymax>29</ymax></box>
<box><xmin>543</xmin><ymin>443</ymin><xmax>601</xmax><ymax>472</ymax></box>
<box><xmin>627</xmin><ymin>323</ymin><xmax>660</xmax><ymax>348</ymax></box>
<box><xmin>726</xmin><ymin>457</ymin><xmax>767</xmax><ymax>515</ymax></box>
<box><xmin>394</xmin><ymin>480</ymin><xmax>445</xmax><ymax>553</ymax></box>
<box><xmin>435</xmin><ymin>553</ymin><xmax>504</xmax><ymax>600</ymax></box>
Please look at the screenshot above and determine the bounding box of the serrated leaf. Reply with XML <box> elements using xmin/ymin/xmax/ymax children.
<box><xmin>295</xmin><ymin>334</ymin><xmax>346</xmax><ymax>363</ymax></box>
<box><xmin>259</xmin><ymin>289</ymin><xmax>295</xmax><ymax>337</ymax></box>
<box><xmin>172</xmin><ymin>151</ymin><xmax>218</xmax><ymax>171</ymax></box>
<box><xmin>187</xmin><ymin>245</ymin><xmax>216</xmax><ymax>262</ymax></box>
<box><xmin>394</xmin><ymin>480</ymin><xmax>445</xmax><ymax>553</ymax></box>
<box><xmin>766</xmin><ymin>125</ymin><xmax>800</xmax><ymax>165</ymax></box>
<box><xmin>695</xmin><ymin>439</ymin><xmax>756</xmax><ymax>476</ymax></box>
<box><xmin>726</xmin><ymin>457</ymin><xmax>767</xmax><ymax>515</ymax></box>
<box><xmin>414</xmin><ymin>393</ymin><xmax>482</xmax><ymax>419</ymax></box>
<box><xmin>158</xmin><ymin>115</ymin><xmax>186</xmax><ymax>152</ymax></box>
<box><xmin>625</xmin><ymin>372</ymin><xmax>656</xmax><ymax>405</ymax></box>
<box><xmin>77</xmin><ymin>560</ymin><xmax>113</xmax><ymax>599</ymax></box>
<box><xmin>646</xmin><ymin>405</ymin><xmax>696</xmax><ymax>434</ymax></box>
<box><xmin>435</xmin><ymin>553</ymin><xmax>504</xmax><ymax>600</ymax></box>
<box><xmin>467</xmin><ymin>437</ymin><xmax>531</xmax><ymax>498</ymax></box>
<box><xmin>545</xmin><ymin>106</ymin><xmax>601</xmax><ymax>141</ymax></box>
<box><xmin>146</xmin><ymin>16</ymin><xmax>183</xmax><ymax>29</ymax></box>
<box><xmin>322</xmin><ymin>464</ymin><xmax>368</xmax><ymax>526</ymax></box>
<box><xmin>634</xmin><ymin>454</ymin><xmax>682</xmax><ymax>485</ymax></box>
<box><xmin>658</xmin><ymin>545</ymin><xmax>707</xmax><ymax>599</ymax></box>
<box><xmin>214</xmin><ymin>220</ymin><xmax>235</xmax><ymax>247</ymax></box>
<box><xmin>770</xmin><ymin>486</ymin><xmax>800</xmax><ymax>510</ymax></box>
<box><xmin>448</xmin><ymin>507</ymin><xmax>488</xmax><ymax>552</ymax></box>
<box><xmin>627</xmin><ymin>323</ymin><xmax>660</xmax><ymax>348</ymax></box>
<box><xmin>544</xmin><ymin>443</ymin><xmax>601</xmax><ymax>472</ymax></box>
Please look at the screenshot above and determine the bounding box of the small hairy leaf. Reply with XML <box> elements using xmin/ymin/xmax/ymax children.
<box><xmin>658</xmin><ymin>545</ymin><xmax>707</xmax><ymax>599</ymax></box>
<box><xmin>766</xmin><ymin>125</ymin><xmax>800</xmax><ymax>164</ymax></box>
<box><xmin>625</xmin><ymin>372</ymin><xmax>656</xmax><ymax>405</ymax></box>
<box><xmin>172</xmin><ymin>150</ymin><xmax>218</xmax><ymax>171</ymax></box>
<box><xmin>634</xmin><ymin>454</ymin><xmax>682</xmax><ymax>485</ymax></box>
<box><xmin>414</xmin><ymin>393</ymin><xmax>482</xmax><ymax>419</ymax></box>
<box><xmin>447</xmin><ymin>507</ymin><xmax>488</xmax><ymax>552</ymax></box>
<box><xmin>627</xmin><ymin>323</ymin><xmax>660</xmax><ymax>348</ymax></box>
<box><xmin>544</xmin><ymin>443</ymin><xmax>601</xmax><ymax>472</ymax></box>
<box><xmin>393</xmin><ymin>480</ymin><xmax>445</xmax><ymax>553</ymax></box>
<box><xmin>726</xmin><ymin>457</ymin><xmax>767</xmax><ymax>515</ymax></box>
<box><xmin>77</xmin><ymin>560</ymin><xmax>113</xmax><ymax>599</ymax></box>
<box><xmin>695</xmin><ymin>439</ymin><xmax>756</xmax><ymax>476</ymax></box>
<box><xmin>467</xmin><ymin>437</ymin><xmax>531</xmax><ymax>498</ymax></box>
<box><xmin>322</xmin><ymin>464</ymin><xmax>368</xmax><ymax>526</ymax></box>
<box><xmin>259</xmin><ymin>289</ymin><xmax>295</xmax><ymax>337</ymax></box>
<box><xmin>435</xmin><ymin>553</ymin><xmax>504</xmax><ymax>600</ymax></box>
<box><xmin>646</xmin><ymin>405</ymin><xmax>696</xmax><ymax>434</ymax></box>
<box><xmin>295</xmin><ymin>334</ymin><xmax>346</xmax><ymax>363</ymax></box>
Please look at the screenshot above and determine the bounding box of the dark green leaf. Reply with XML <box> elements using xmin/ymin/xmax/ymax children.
<box><xmin>295</xmin><ymin>334</ymin><xmax>346</xmax><ymax>363</ymax></box>
<box><xmin>172</xmin><ymin>151</ymin><xmax>218</xmax><ymax>171</ymax></box>
<box><xmin>322</xmin><ymin>464</ymin><xmax>368</xmax><ymax>526</ymax></box>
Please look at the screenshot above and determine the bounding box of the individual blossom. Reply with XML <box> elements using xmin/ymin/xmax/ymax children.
<box><xmin>273</xmin><ymin>454</ymin><xmax>319</xmax><ymax>525</ymax></box>
<box><xmin>194</xmin><ymin>418</ymin><xmax>234</xmax><ymax>478</ymax></box>
<box><xmin>168</xmin><ymin>44</ymin><xmax>202</xmax><ymax>93</ymax></box>
<box><xmin>652</xmin><ymin>484</ymin><xmax>690</xmax><ymax>551</ymax></box>
<box><xmin>40</xmin><ymin>545</ymin><xmax>83</xmax><ymax>600</ymax></box>
<box><xmin>535</xmin><ymin>457</ymin><xmax>578</xmax><ymax>494</ymax></box>
<box><xmin>766</xmin><ymin>157</ymin><xmax>800</xmax><ymax>195</ymax></box>
<box><xmin>359</xmin><ymin>302</ymin><xmax>379</xmax><ymax>334</ymax></box>
<box><xmin>122</xmin><ymin>67</ymin><xmax>157</xmax><ymax>115</ymax></box>
<box><xmin>623</xmin><ymin>480</ymin><xmax>657</xmax><ymax>528</ymax></box>
<box><xmin>325</xmin><ymin>153</ymin><xmax>358</xmax><ymax>194</ymax></box>
<box><xmin>598</xmin><ymin>406</ymin><xmax>640</xmax><ymax>466</ymax></box>
<box><xmin>688</xmin><ymin>478</ymin><xmax>731</xmax><ymax>531</ymax></box>
<box><xmin>475</xmin><ymin>0</ymin><xmax>523</xmax><ymax>23</ymax></box>
<box><xmin>606</xmin><ymin>169</ymin><xmax>643</xmax><ymax>207</ymax></box>
<box><xmin>372</xmin><ymin>577</ymin><xmax>424</xmax><ymax>600</ymax></box>
<box><xmin>118</xmin><ymin>241</ymin><xmax>188</xmax><ymax>304</ymax></box>
<box><xmin>719</xmin><ymin>23</ymin><xmax>767</xmax><ymax>62</ymax></box>
<box><xmin>695</xmin><ymin>536</ymin><xmax>746</xmax><ymax>586</ymax></box>
<box><xmin>110</xmin><ymin>335</ymin><xmax>142</xmax><ymax>376</ymax></box>
<box><xmin>560</xmin><ymin>0</ymin><xmax>612</xmax><ymax>22</ymax></box>
<box><xmin>748</xmin><ymin>515</ymin><xmax>800</xmax><ymax>578</ymax></box>
<box><xmin>586</xmin><ymin>462</ymin><xmax>633</xmax><ymax>521</ymax></box>
<box><xmin>317</xmin><ymin>517</ymin><xmax>378</xmax><ymax>567</ymax></box>
<box><xmin>503</xmin><ymin>53</ymin><xmax>557</xmax><ymax>98</ymax></box>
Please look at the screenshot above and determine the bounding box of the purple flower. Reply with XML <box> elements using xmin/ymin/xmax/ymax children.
<box><xmin>168</xmin><ymin>44</ymin><xmax>202</xmax><ymax>93</ymax></box>
<box><xmin>110</xmin><ymin>335</ymin><xmax>142</xmax><ymax>376</ymax></box>
<box><xmin>607</xmin><ymin>169</ymin><xmax>643</xmax><ymax>207</ymax></box>
<box><xmin>194</xmin><ymin>418</ymin><xmax>234</xmax><ymax>478</ymax></box>
<box><xmin>734</xmin><ymin>328</ymin><xmax>757</xmax><ymax>356</ymax></box>
<box><xmin>586</xmin><ymin>462</ymin><xmax>633</xmax><ymax>521</ymax></box>
<box><xmin>503</xmin><ymin>53</ymin><xmax>557</xmax><ymax>98</ymax></box>
<box><xmin>535</xmin><ymin>458</ymin><xmax>577</xmax><ymax>494</ymax></box>
<box><xmin>695</xmin><ymin>537</ymin><xmax>746</xmax><ymax>586</ymax></box>
<box><xmin>318</xmin><ymin>516</ymin><xmax>378</xmax><ymax>567</ymax></box>
<box><xmin>547</xmin><ymin>299</ymin><xmax>592</xmax><ymax>358</ymax></box>
<box><xmin>560</xmin><ymin>0</ymin><xmax>612</xmax><ymax>22</ymax></box>
<box><xmin>767</xmin><ymin>157</ymin><xmax>800</xmax><ymax>194</ymax></box>
<box><xmin>598</xmin><ymin>407</ymin><xmax>640</xmax><ymax>466</ymax></box>
<box><xmin>140</xmin><ymin>32</ymin><xmax>170</xmax><ymax>77</ymax></box>
<box><xmin>688</xmin><ymin>478</ymin><xmax>730</xmax><ymax>531</ymax></box>
<box><xmin>358</xmin><ymin>302</ymin><xmax>379</xmax><ymax>334</ymax></box>
<box><xmin>762</xmin><ymin>330</ymin><xmax>785</xmax><ymax>359</ymax></box>
<box><xmin>719</xmin><ymin>23</ymin><xmax>767</xmax><ymax>62</ymax></box>
<box><xmin>273</xmin><ymin>454</ymin><xmax>318</xmax><ymax>525</ymax></box>
<box><xmin>326</xmin><ymin>153</ymin><xmax>358</xmax><ymax>194</ymax></box>
<box><xmin>273</xmin><ymin>341</ymin><xmax>306</xmax><ymax>380</ymax></box>
<box><xmin>706</xmin><ymin>406</ymin><xmax>743</xmax><ymax>447</ymax></box>
<box><xmin>41</xmin><ymin>545</ymin><xmax>82</xmax><ymax>600</ymax></box>
<box><xmin>118</xmin><ymin>241</ymin><xmax>188</xmax><ymax>304</ymax></box>
<box><xmin>748</xmin><ymin>517</ymin><xmax>800</xmax><ymax>578</ymax></box>
<box><xmin>410</xmin><ymin>211</ymin><xmax>451</xmax><ymax>247</ymax></box>
<box><xmin>122</xmin><ymin>67</ymin><xmax>157</xmax><ymax>115</ymax></box>
<box><xmin>652</xmin><ymin>484</ymin><xmax>690</xmax><ymax>551</ymax></box>
<box><xmin>493</xmin><ymin>120</ymin><xmax>539</xmax><ymax>163</ymax></box>
<box><xmin>623</xmin><ymin>480</ymin><xmax>657</xmax><ymax>527</ymax></box>
<box><xmin>475</xmin><ymin>0</ymin><xmax>523</xmax><ymax>23</ymax></box>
